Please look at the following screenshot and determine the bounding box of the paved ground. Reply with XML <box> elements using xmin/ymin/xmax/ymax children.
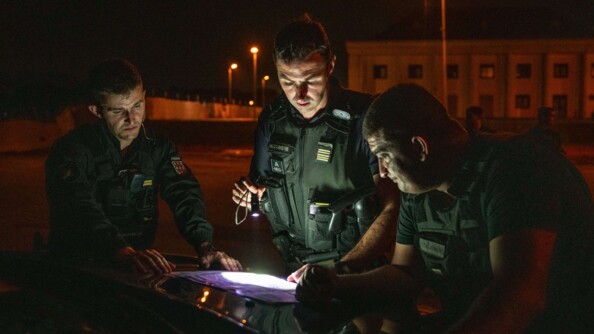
<box><xmin>1</xmin><ymin>144</ymin><xmax>593</xmax><ymax>277</ymax></box>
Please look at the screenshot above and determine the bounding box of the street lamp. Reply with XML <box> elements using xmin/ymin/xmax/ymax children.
<box><xmin>250</xmin><ymin>47</ymin><xmax>259</xmax><ymax>105</ymax></box>
<box><xmin>228</xmin><ymin>63</ymin><xmax>238</xmax><ymax>102</ymax></box>
<box><xmin>261</xmin><ymin>75</ymin><xmax>270</xmax><ymax>107</ymax></box>
<box><xmin>440</xmin><ymin>0</ymin><xmax>448</xmax><ymax>108</ymax></box>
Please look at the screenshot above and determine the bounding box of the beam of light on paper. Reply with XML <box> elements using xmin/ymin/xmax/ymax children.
<box><xmin>170</xmin><ymin>271</ymin><xmax>297</xmax><ymax>304</ymax></box>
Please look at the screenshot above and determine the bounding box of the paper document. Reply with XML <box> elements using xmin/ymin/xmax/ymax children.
<box><xmin>170</xmin><ymin>271</ymin><xmax>298</xmax><ymax>304</ymax></box>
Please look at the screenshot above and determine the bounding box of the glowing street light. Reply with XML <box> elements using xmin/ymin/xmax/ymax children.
<box><xmin>261</xmin><ymin>75</ymin><xmax>270</xmax><ymax>107</ymax></box>
<box><xmin>228</xmin><ymin>63</ymin><xmax>238</xmax><ymax>102</ymax></box>
<box><xmin>250</xmin><ymin>47</ymin><xmax>259</xmax><ymax>105</ymax></box>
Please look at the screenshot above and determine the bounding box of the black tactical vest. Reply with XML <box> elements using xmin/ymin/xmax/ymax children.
<box><xmin>260</xmin><ymin>92</ymin><xmax>376</xmax><ymax>264</ymax></box>
<box><xmin>409</xmin><ymin>140</ymin><xmax>497</xmax><ymax>292</ymax></box>
<box><xmin>84</xmin><ymin>126</ymin><xmax>159</xmax><ymax>249</ymax></box>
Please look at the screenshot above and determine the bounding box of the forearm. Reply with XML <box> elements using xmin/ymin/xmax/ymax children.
<box><xmin>340</xmin><ymin>205</ymin><xmax>397</xmax><ymax>266</ymax></box>
<box><xmin>341</xmin><ymin>177</ymin><xmax>399</xmax><ymax>269</ymax></box>
<box><xmin>334</xmin><ymin>264</ymin><xmax>419</xmax><ymax>303</ymax></box>
<box><xmin>445</xmin><ymin>277</ymin><xmax>546</xmax><ymax>334</ymax></box>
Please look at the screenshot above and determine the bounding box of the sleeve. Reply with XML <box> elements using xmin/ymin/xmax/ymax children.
<box><xmin>248</xmin><ymin>106</ymin><xmax>272</xmax><ymax>184</ymax></box>
<box><xmin>483</xmin><ymin>143</ymin><xmax>559</xmax><ymax>241</ymax></box>
<box><xmin>157</xmin><ymin>139</ymin><xmax>214</xmax><ymax>249</ymax></box>
<box><xmin>45</xmin><ymin>140</ymin><xmax>129</xmax><ymax>257</ymax></box>
<box><xmin>396</xmin><ymin>193</ymin><xmax>417</xmax><ymax>245</ymax></box>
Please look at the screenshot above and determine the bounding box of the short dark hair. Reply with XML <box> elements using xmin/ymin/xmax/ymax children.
<box><xmin>273</xmin><ymin>14</ymin><xmax>332</xmax><ymax>65</ymax></box>
<box><xmin>466</xmin><ymin>106</ymin><xmax>483</xmax><ymax>119</ymax></box>
<box><xmin>87</xmin><ymin>58</ymin><xmax>143</xmax><ymax>105</ymax></box>
<box><xmin>537</xmin><ymin>106</ymin><xmax>554</xmax><ymax>121</ymax></box>
<box><xmin>363</xmin><ymin>83</ymin><xmax>463</xmax><ymax>144</ymax></box>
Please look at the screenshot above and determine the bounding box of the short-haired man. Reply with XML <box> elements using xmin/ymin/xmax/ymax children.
<box><xmin>526</xmin><ymin>106</ymin><xmax>563</xmax><ymax>152</ymax></box>
<box><xmin>232</xmin><ymin>16</ymin><xmax>399</xmax><ymax>277</ymax></box>
<box><xmin>46</xmin><ymin>59</ymin><xmax>242</xmax><ymax>274</ymax></box>
<box><xmin>296</xmin><ymin>84</ymin><xmax>594</xmax><ymax>333</ymax></box>
<box><xmin>464</xmin><ymin>105</ymin><xmax>494</xmax><ymax>136</ymax></box>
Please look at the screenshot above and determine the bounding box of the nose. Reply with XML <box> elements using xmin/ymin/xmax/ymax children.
<box><xmin>296</xmin><ymin>83</ymin><xmax>308</xmax><ymax>100</ymax></box>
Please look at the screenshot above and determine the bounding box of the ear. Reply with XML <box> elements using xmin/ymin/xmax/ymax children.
<box><xmin>411</xmin><ymin>136</ymin><xmax>429</xmax><ymax>162</ymax></box>
<box><xmin>89</xmin><ymin>105</ymin><xmax>102</xmax><ymax>119</ymax></box>
<box><xmin>327</xmin><ymin>55</ymin><xmax>336</xmax><ymax>76</ymax></box>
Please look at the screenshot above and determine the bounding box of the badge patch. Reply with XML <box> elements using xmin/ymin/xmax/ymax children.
<box><xmin>271</xmin><ymin>158</ymin><xmax>285</xmax><ymax>174</ymax></box>
<box><xmin>332</xmin><ymin>109</ymin><xmax>351</xmax><ymax>120</ymax></box>
<box><xmin>316</xmin><ymin>142</ymin><xmax>333</xmax><ymax>163</ymax></box>
<box><xmin>171</xmin><ymin>157</ymin><xmax>187</xmax><ymax>175</ymax></box>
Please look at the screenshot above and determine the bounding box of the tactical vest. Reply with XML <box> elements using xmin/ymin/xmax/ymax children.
<box><xmin>410</xmin><ymin>142</ymin><xmax>497</xmax><ymax>291</ymax></box>
<box><xmin>83</xmin><ymin>125</ymin><xmax>159</xmax><ymax>249</ymax></box>
<box><xmin>261</xmin><ymin>94</ymin><xmax>376</xmax><ymax>265</ymax></box>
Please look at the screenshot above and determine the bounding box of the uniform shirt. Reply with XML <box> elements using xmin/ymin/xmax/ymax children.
<box><xmin>397</xmin><ymin>134</ymin><xmax>594</xmax><ymax>330</ymax></box>
<box><xmin>46</xmin><ymin>121</ymin><xmax>213</xmax><ymax>260</ymax></box>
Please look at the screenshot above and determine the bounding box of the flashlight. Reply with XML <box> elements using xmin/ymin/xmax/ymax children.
<box><xmin>250</xmin><ymin>193</ymin><xmax>260</xmax><ymax>217</ymax></box>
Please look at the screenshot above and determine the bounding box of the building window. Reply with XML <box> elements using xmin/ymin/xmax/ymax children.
<box><xmin>373</xmin><ymin>65</ymin><xmax>387</xmax><ymax>79</ymax></box>
<box><xmin>479</xmin><ymin>64</ymin><xmax>494</xmax><ymax>78</ymax></box>
<box><xmin>515</xmin><ymin>95</ymin><xmax>530</xmax><ymax>109</ymax></box>
<box><xmin>408</xmin><ymin>65</ymin><xmax>423</xmax><ymax>79</ymax></box>
<box><xmin>516</xmin><ymin>64</ymin><xmax>531</xmax><ymax>78</ymax></box>
<box><xmin>447</xmin><ymin>64</ymin><xmax>458</xmax><ymax>79</ymax></box>
<box><xmin>553</xmin><ymin>63</ymin><xmax>568</xmax><ymax>78</ymax></box>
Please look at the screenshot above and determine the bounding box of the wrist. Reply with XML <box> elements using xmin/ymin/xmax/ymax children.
<box><xmin>197</xmin><ymin>242</ymin><xmax>216</xmax><ymax>256</ymax></box>
<box><xmin>115</xmin><ymin>246</ymin><xmax>135</xmax><ymax>263</ymax></box>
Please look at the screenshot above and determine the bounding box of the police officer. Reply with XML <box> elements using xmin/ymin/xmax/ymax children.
<box><xmin>296</xmin><ymin>84</ymin><xmax>594</xmax><ymax>333</ymax></box>
<box><xmin>46</xmin><ymin>59</ymin><xmax>242</xmax><ymax>274</ymax></box>
<box><xmin>232</xmin><ymin>16</ymin><xmax>399</xmax><ymax>277</ymax></box>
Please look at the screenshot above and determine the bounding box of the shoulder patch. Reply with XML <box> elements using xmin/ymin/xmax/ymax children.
<box><xmin>59</xmin><ymin>163</ymin><xmax>81</xmax><ymax>183</ymax></box>
<box><xmin>332</xmin><ymin>109</ymin><xmax>351</xmax><ymax>121</ymax></box>
<box><xmin>171</xmin><ymin>157</ymin><xmax>188</xmax><ymax>176</ymax></box>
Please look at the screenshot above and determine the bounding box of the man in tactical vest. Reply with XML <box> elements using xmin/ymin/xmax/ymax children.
<box><xmin>46</xmin><ymin>59</ymin><xmax>242</xmax><ymax>274</ymax></box>
<box><xmin>295</xmin><ymin>84</ymin><xmax>594</xmax><ymax>333</ymax></box>
<box><xmin>232</xmin><ymin>16</ymin><xmax>399</xmax><ymax>277</ymax></box>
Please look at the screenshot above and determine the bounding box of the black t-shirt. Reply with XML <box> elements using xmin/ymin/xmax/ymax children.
<box><xmin>397</xmin><ymin>134</ymin><xmax>594</xmax><ymax>330</ymax></box>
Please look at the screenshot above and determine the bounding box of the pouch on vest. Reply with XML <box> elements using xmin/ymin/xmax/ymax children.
<box><xmin>105</xmin><ymin>168</ymin><xmax>154</xmax><ymax>236</ymax></box>
<box><xmin>261</xmin><ymin>175</ymin><xmax>294</xmax><ymax>233</ymax></box>
<box><xmin>416</xmin><ymin>232</ymin><xmax>476</xmax><ymax>278</ymax></box>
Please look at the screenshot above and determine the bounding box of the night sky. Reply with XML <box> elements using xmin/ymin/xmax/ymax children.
<box><xmin>1</xmin><ymin>0</ymin><xmax>592</xmax><ymax>98</ymax></box>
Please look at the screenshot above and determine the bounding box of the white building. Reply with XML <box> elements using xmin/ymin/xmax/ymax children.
<box><xmin>345</xmin><ymin>5</ymin><xmax>594</xmax><ymax>119</ymax></box>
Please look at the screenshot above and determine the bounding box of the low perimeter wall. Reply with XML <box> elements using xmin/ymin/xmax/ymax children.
<box><xmin>1</xmin><ymin>118</ymin><xmax>593</xmax><ymax>153</ymax></box>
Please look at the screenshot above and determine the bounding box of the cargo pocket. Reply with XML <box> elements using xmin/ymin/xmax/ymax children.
<box><xmin>263</xmin><ymin>176</ymin><xmax>293</xmax><ymax>230</ymax></box>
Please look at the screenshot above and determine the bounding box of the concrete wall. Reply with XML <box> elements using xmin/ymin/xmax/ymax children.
<box><xmin>146</xmin><ymin>97</ymin><xmax>260</xmax><ymax>121</ymax></box>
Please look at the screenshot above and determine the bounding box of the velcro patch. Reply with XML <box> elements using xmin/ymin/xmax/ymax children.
<box><xmin>271</xmin><ymin>158</ymin><xmax>285</xmax><ymax>174</ymax></box>
<box><xmin>171</xmin><ymin>157</ymin><xmax>188</xmax><ymax>176</ymax></box>
<box><xmin>269</xmin><ymin>143</ymin><xmax>293</xmax><ymax>154</ymax></box>
<box><xmin>419</xmin><ymin>238</ymin><xmax>446</xmax><ymax>258</ymax></box>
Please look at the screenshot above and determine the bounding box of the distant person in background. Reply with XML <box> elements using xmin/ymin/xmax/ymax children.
<box><xmin>526</xmin><ymin>106</ymin><xmax>564</xmax><ymax>152</ymax></box>
<box><xmin>46</xmin><ymin>58</ymin><xmax>242</xmax><ymax>274</ymax></box>
<box><xmin>465</xmin><ymin>106</ymin><xmax>494</xmax><ymax>136</ymax></box>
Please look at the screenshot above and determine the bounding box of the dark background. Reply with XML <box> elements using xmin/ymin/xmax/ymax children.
<box><xmin>1</xmin><ymin>0</ymin><xmax>593</xmax><ymax>102</ymax></box>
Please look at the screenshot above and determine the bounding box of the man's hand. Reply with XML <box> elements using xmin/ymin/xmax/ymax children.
<box><xmin>287</xmin><ymin>264</ymin><xmax>309</xmax><ymax>283</ymax></box>
<box><xmin>295</xmin><ymin>265</ymin><xmax>338</xmax><ymax>303</ymax></box>
<box><xmin>232</xmin><ymin>176</ymin><xmax>265</xmax><ymax>207</ymax></box>
<box><xmin>115</xmin><ymin>246</ymin><xmax>176</xmax><ymax>275</ymax></box>
<box><xmin>197</xmin><ymin>243</ymin><xmax>243</xmax><ymax>271</ymax></box>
